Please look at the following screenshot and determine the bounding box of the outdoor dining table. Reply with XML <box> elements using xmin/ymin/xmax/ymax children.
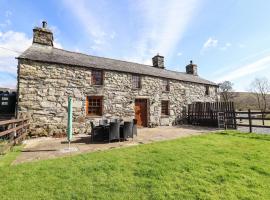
<box><xmin>98</xmin><ymin>121</ymin><xmax>125</xmax><ymax>141</ymax></box>
<box><xmin>93</xmin><ymin>118</ymin><xmax>136</xmax><ymax>143</ymax></box>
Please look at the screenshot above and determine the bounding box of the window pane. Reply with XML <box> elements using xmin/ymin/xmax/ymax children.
<box><xmin>205</xmin><ymin>86</ymin><xmax>209</xmax><ymax>95</ymax></box>
<box><xmin>161</xmin><ymin>101</ymin><xmax>169</xmax><ymax>115</ymax></box>
<box><xmin>162</xmin><ymin>79</ymin><xmax>169</xmax><ymax>91</ymax></box>
<box><xmin>132</xmin><ymin>75</ymin><xmax>141</xmax><ymax>88</ymax></box>
<box><xmin>87</xmin><ymin>96</ymin><xmax>103</xmax><ymax>116</ymax></box>
<box><xmin>92</xmin><ymin>70</ymin><xmax>103</xmax><ymax>85</ymax></box>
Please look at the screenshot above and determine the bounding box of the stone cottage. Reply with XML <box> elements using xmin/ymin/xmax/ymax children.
<box><xmin>17</xmin><ymin>22</ymin><xmax>218</xmax><ymax>136</ymax></box>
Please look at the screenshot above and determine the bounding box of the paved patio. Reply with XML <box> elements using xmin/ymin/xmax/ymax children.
<box><xmin>13</xmin><ymin>125</ymin><xmax>218</xmax><ymax>164</ymax></box>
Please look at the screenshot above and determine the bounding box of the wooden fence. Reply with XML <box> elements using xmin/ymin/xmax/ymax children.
<box><xmin>188</xmin><ymin>102</ymin><xmax>236</xmax><ymax>128</ymax></box>
<box><xmin>231</xmin><ymin>109</ymin><xmax>270</xmax><ymax>133</ymax></box>
<box><xmin>0</xmin><ymin>118</ymin><xmax>29</xmax><ymax>154</ymax></box>
<box><xmin>188</xmin><ymin>102</ymin><xmax>270</xmax><ymax>133</ymax></box>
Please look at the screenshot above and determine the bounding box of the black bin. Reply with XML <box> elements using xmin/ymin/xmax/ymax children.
<box><xmin>0</xmin><ymin>91</ymin><xmax>17</xmax><ymax>119</ymax></box>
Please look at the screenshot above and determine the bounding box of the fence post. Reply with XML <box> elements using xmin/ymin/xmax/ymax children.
<box><xmin>262</xmin><ymin>109</ymin><xmax>265</xmax><ymax>126</ymax></box>
<box><xmin>248</xmin><ymin>109</ymin><xmax>252</xmax><ymax>133</ymax></box>
<box><xmin>187</xmin><ymin>105</ymin><xmax>190</xmax><ymax>124</ymax></box>
<box><xmin>8</xmin><ymin>122</ymin><xmax>14</xmax><ymax>142</ymax></box>
<box><xmin>232</xmin><ymin>102</ymin><xmax>237</xmax><ymax>129</ymax></box>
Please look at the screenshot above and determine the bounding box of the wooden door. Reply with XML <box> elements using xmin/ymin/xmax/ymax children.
<box><xmin>135</xmin><ymin>99</ymin><xmax>148</xmax><ymax>127</ymax></box>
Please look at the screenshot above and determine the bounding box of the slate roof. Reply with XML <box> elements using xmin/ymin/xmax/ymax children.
<box><xmin>18</xmin><ymin>44</ymin><xmax>217</xmax><ymax>86</ymax></box>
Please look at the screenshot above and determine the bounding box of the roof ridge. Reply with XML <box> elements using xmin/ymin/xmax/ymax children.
<box><xmin>52</xmin><ymin>47</ymin><xmax>202</xmax><ymax>76</ymax></box>
<box><xmin>53</xmin><ymin>46</ymin><xmax>154</xmax><ymax>67</ymax></box>
<box><xmin>30</xmin><ymin>45</ymin><xmax>195</xmax><ymax>75</ymax></box>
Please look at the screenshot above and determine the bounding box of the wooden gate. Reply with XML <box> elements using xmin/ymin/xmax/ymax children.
<box><xmin>187</xmin><ymin>102</ymin><xmax>236</xmax><ymax>128</ymax></box>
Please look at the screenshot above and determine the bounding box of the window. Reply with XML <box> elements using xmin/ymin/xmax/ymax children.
<box><xmin>161</xmin><ymin>100</ymin><xmax>169</xmax><ymax>116</ymax></box>
<box><xmin>92</xmin><ymin>70</ymin><xmax>103</xmax><ymax>85</ymax></box>
<box><xmin>86</xmin><ymin>96</ymin><xmax>103</xmax><ymax>116</ymax></box>
<box><xmin>162</xmin><ymin>79</ymin><xmax>170</xmax><ymax>92</ymax></box>
<box><xmin>205</xmin><ymin>86</ymin><xmax>210</xmax><ymax>96</ymax></box>
<box><xmin>132</xmin><ymin>75</ymin><xmax>141</xmax><ymax>89</ymax></box>
<box><xmin>1</xmin><ymin>102</ymin><xmax>8</xmax><ymax>106</ymax></box>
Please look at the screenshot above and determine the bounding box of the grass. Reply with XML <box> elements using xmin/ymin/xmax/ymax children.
<box><xmin>0</xmin><ymin>146</ymin><xmax>22</xmax><ymax>167</ymax></box>
<box><xmin>0</xmin><ymin>140</ymin><xmax>9</xmax><ymax>155</ymax></box>
<box><xmin>0</xmin><ymin>131</ymin><xmax>270</xmax><ymax>199</ymax></box>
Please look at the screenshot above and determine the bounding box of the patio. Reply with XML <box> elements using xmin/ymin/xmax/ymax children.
<box><xmin>13</xmin><ymin>125</ymin><xmax>218</xmax><ymax>164</ymax></box>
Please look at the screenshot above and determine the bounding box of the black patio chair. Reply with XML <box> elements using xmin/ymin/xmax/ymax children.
<box><xmin>123</xmin><ymin>121</ymin><xmax>133</xmax><ymax>140</ymax></box>
<box><xmin>109</xmin><ymin>122</ymin><xmax>120</xmax><ymax>142</ymax></box>
<box><xmin>133</xmin><ymin>119</ymin><xmax>137</xmax><ymax>137</ymax></box>
<box><xmin>90</xmin><ymin>121</ymin><xmax>104</xmax><ymax>142</ymax></box>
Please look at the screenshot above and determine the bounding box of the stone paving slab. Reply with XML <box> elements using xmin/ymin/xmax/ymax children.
<box><xmin>13</xmin><ymin>125</ymin><xmax>218</xmax><ymax>165</ymax></box>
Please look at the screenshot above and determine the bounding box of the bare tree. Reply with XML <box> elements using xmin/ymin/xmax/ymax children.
<box><xmin>218</xmin><ymin>81</ymin><xmax>234</xmax><ymax>103</ymax></box>
<box><xmin>249</xmin><ymin>77</ymin><xmax>270</xmax><ymax>112</ymax></box>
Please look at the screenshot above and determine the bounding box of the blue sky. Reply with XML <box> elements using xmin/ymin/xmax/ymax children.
<box><xmin>0</xmin><ymin>0</ymin><xmax>270</xmax><ymax>91</ymax></box>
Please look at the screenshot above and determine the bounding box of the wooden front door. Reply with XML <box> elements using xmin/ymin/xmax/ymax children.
<box><xmin>135</xmin><ymin>99</ymin><xmax>148</xmax><ymax>127</ymax></box>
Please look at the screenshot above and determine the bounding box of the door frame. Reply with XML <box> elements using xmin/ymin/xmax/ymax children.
<box><xmin>134</xmin><ymin>98</ymin><xmax>149</xmax><ymax>127</ymax></box>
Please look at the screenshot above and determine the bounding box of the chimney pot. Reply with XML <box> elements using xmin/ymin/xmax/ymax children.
<box><xmin>42</xmin><ymin>21</ymin><xmax>47</xmax><ymax>29</ymax></box>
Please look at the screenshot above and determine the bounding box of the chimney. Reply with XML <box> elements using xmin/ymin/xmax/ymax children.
<box><xmin>33</xmin><ymin>21</ymin><xmax>54</xmax><ymax>46</ymax></box>
<box><xmin>152</xmin><ymin>54</ymin><xmax>164</xmax><ymax>69</ymax></box>
<box><xmin>186</xmin><ymin>60</ymin><xmax>198</xmax><ymax>76</ymax></box>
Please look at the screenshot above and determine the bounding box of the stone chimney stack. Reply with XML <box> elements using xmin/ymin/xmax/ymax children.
<box><xmin>33</xmin><ymin>21</ymin><xmax>54</xmax><ymax>46</ymax></box>
<box><xmin>186</xmin><ymin>60</ymin><xmax>198</xmax><ymax>76</ymax></box>
<box><xmin>152</xmin><ymin>54</ymin><xmax>164</xmax><ymax>69</ymax></box>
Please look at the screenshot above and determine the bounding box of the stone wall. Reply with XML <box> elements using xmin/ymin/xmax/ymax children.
<box><xmin>17</xmin><ymin>60</ymin><xmax>218</xmax><ymax>136</ymax></box>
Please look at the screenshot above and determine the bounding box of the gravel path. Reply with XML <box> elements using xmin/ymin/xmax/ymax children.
<box><xmin>237</xmin><ymin>126</ymin><xmax>270</xmax><ymax>134</ymax></box>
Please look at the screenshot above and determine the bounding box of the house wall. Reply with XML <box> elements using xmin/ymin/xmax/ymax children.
<box><xmin>17</xmin><ymin>60</ymin><xmax>218</xmax><ymax>136</ymax></box>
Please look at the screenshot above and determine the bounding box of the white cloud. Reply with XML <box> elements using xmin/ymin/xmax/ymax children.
<box><xmin>0</xmin><ymin>31</ymin><xmax>31</xmax><ymax>58</ymax></box>
<box><xmin>220</xmin><ymin>42</ymin><xmax>232</xmax><ymax>51</ymax></box>
<box><xmin>54</xmin><ymin>40</ymin><xmax>63</xmax><ymax>49</ymax></box>
<box><xmin>0</xmin><ymin>31</ymin><xmax>32</xmax><ymax>71</ymax></box>
<box><xmin>61</xmin><ymin>0</ymin><xmax>200</xmax><ymax>64</ymax></box>
<box><xmin>0</xmin><ymin>31</ymin><xmax>32</xmax><ymax>88</ymax></box>
<box><xmin>202</xmin><ymin>37</ymin><xmax>218</xmax><ymax>51</ymax></box>
<box><xmin>177</xmin><ymin>52</ymin><xmax>183</xmax><ymax>56</ymax></box>
<box><xmin>62</xmin><ymin>0</ymin><xmax>115</xmax><ymax>51</ymax></box>
<box><xmin>216</xmin><ymin>54</ymin><xmax>270</xmax><ymax>82</ymax></box>
<box><xmin>0</xmin><ymin>19</ymin><xmax>11</xmax><ymax>28</ymax></box>
<box><xmin>1</xmin><ymin>11</ymin><xmax>12</xmax><ymax>29</ymax></box>
<box><xmin>126</xmin><ymin>0</ymin><xmax>201</xmax><ymax>64</ymax></box>
<box><xmin>226</xmin><ymin>42</ymin><xmax>232</xmax><ymax>47</ymax></box>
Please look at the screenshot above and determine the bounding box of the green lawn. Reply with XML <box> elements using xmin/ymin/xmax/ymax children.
<box><xmin>1</xmin><ymin>131</ymin><xmax>270</xmax><ymax>200</ymax></box>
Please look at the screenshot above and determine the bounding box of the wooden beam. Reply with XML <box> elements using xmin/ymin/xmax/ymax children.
<box><xmin>0</xmin><ymin>118</ymin><xmax>28</xmax><ymax>126</ymax></box>
<box><xmin>0</xmin><ymin>123</ymin><xmax>29</xmax><ymax>137</ymax></box>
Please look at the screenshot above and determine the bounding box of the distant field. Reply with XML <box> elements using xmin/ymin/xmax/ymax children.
<box><xmin>232</xmin><ymin>92</ymin><xmax>270</xmax><ymax>111</ymax></box>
